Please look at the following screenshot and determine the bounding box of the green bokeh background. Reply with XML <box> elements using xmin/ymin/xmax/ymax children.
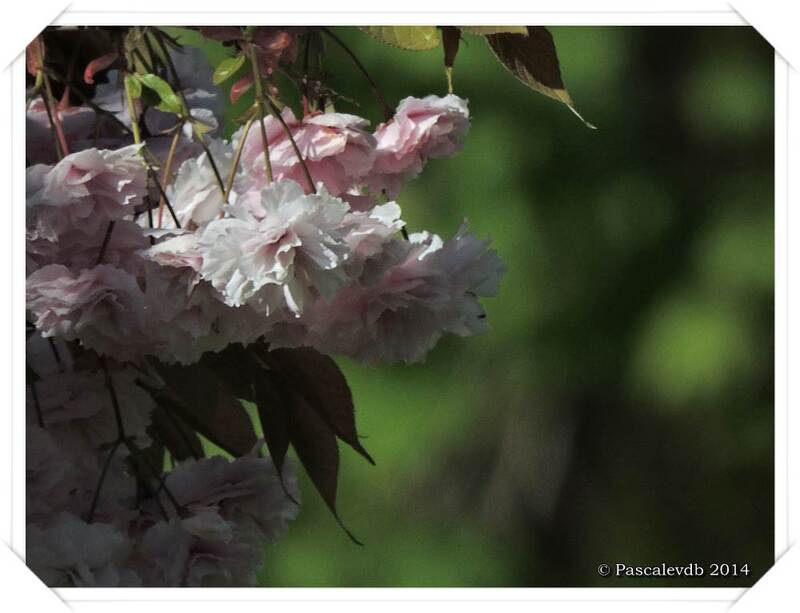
<box><xmin>183</xmin><ymin>26</ymin><xmax>774</xmax><ymax>587</ymax></box>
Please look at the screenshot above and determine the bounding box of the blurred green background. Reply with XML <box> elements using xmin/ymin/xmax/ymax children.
<box><xmin>191</xmin><ymin>26</ymin><xmax>775</xmax><ymax>587</ymax></box>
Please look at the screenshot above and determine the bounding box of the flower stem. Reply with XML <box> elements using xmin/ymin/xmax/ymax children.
<box><xmin>156</xmin><ymin>128</ymin><xmax>181</xmax><ymax>228</ymax></box>
<box><xmin>265</xmin><ymin>98</ymin><xmax>316</xmax><ymax>193</ymax></box>
<box><xmin>151</xmin><ymin>29</ymin><xmax>226</xmax><ymax>196</ymax></box>
<box><xmin>222</xmin><ymin>113</ymin><xmax>256</xmax><ymax>210</ymax></box>
<box><xmin>123</xmin><ymin>73</ymin><xmax>142</xmax><ymax>145</ymax></box>
<box><xmin>248</xmin><ymin>46</ymin><xmax>274</xmax><ymax>184</ymax></box>
<box><xmin>39</xmin><ymin>71</ymin><xmax>69</xmax><ymax>159</ymax></box>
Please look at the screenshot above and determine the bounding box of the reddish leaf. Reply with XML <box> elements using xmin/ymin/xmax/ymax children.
<box><xmin>151</xmin><ymin>406</ymin><xmax>204</xmax><ymax>461</ymax></box>
<box><xmin>83</xmin><ymin>51</ymin><xmax>119</xmax><ymax>84</ymax></box>
<box><xmin>485</xmin><ymin>26</ymin><xmax>594</xmax><ymax>128</ymax></box>
<box><xmin>254</xmin><ymin>371</ymin><xmax>290</xmax><ymax>474</ymax></box>
<box><xmin>285</xmin><ymin>386</ymin><xmax>361</xmax><ymax>544</ymax></box>
<box><xmin>230</xmin><ymin>73</ymin><xmax>254</xmax><ymax>104</ymax></box>
<box><xmin>441</xmin><ymin>26</ymin><xmax>460</xmax><ymax>69</ymax></box>
<box><xmin>153</xmin><ymin>362</ymin><xmax>257</xmax><ymax>457</ymax></box>
<box><xmin>270</xmin><ymin>348</ymin><xmax>374</xmax><ymax>464</ymax></box>
<box><xmin>26</xmin><ymin>36</ymin><xmax>45</xmax><ymax>76</ymax></box>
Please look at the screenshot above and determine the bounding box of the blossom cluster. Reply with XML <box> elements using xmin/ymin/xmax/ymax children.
<box><xmin>26</xmin><ymin>36</ymin><xmax>505</xmax><ymax>586</ymax></box>
<box><xmin>26</xmin><ymin>333</ymin><xmax>299</xmax><ymax>586</ymax></box>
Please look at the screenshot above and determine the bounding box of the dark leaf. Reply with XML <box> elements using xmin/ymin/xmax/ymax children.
<box><xmin>151</xmin><ymin>406</ymin><xmax>204</xmax><ymax>461</ymax></box>
<box><xmin>254</xmin><ymin>371</ymin><xmax>290</xmax><ymax>474</ymax></box>
<box><xmin>485</xmin><ymin>26</ymin><xmax>595</xmax><ymax>128</ymax></box>
<box><xmin>152</xmin><ymin>362</ymin><xmax>257</xmax><ymax>457</ymax></box>
<box><xmin>199</xmin><ymin>344</ymin><xmax>258</xmax><ymax>401</ymax></box>
<box><xmin>270</xmin><ymin>348</ymin><xmax>374</xmax><ymax>464</ymax></box>
<box><xmin>286</xmin><ymin>387</ymin><xmax>361</xmax><ymax>544</ymax></box>
<box><xmin>441</xmin><ymin>26</ymin><xmax>460</xmax><ymax>69</ymax></box>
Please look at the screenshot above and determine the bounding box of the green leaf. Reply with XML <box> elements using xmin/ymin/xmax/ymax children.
<box><xmin>359</xmin><ymin>26</ymin><xmax>440</xmax><ymax>51</ymax></box>
<box><xmin>135</xmin><ymin>73</ymin><xmax>185</xmax><ymax>116</ymax></box>
<box><xmin>459</xmin><ymin>26</ymin><xmax>528</xmax><ymax>36</ymax></box>
<box><xmin>124</xmin><ymin>73</ymin><xmax>142</xmax><ymax>99</ymax></box>
<box><xmin>485</xmin><ymin>26</ymin><xmax>595</xmax><ymax>128</ymax></box>
<box><xmin>212</xmin><ymin>54</ymin><xmax>246</xmax><ymax>85</ymax></box>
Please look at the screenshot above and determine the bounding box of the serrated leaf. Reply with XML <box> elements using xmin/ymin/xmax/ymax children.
<box><xmin>151</xmin><ymin>362</ymin><xmax>257</xmax><ymax>457</ymax></box>
<box><xmin>360</xmin><ymin>26</ymin><xmax>440</xmax><ymax>51</ymax></box>
<box><xmin>212</xmin><ymin>54</ymin><xmax>246</xmax><ymax>85</ymax></box>
<box><xmin>254</xmin><ymin>371</ymin><xmax>290</xmax><ymax>473</ymax></box>
<box><xmin>136</xmin><ymin>73</ymin><xmax>185</xmax><ymax>116</ymax></box>
<box><xmin>459</xmin><ymin>26</ymin><xmax>528</xmax><ymax>36</ymax></box>
<box><xmin>286</xmin><ymin>387</ymin><xmax>361</xmax><ymax>544</ymax></box>
<box><xmin>485</xmin><ymin>26</ymin><xmax>595</xmax><ymax>128</ymax></box>
<box><xmin>270</xmin><ymin>348</ymin><xmax>374</xmax><ymax>465</ymax></box>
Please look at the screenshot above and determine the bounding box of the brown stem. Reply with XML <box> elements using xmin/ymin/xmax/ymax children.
<box><xmin>265</xmin><ymin>98</ymin><xmax>316</xmax><ymax>193</ymax></box>
<box><xmin>39</xmin><ymin>72</ymin><xmax>69</xmax><ymax>159</ymax></box>
<box><xmin>320</xmin><ymin>26</ymin><xmax>392</xmax><ymax>121</ymax></box>
<box><xmin>221</xmin><ymin>113</ymin><xmax>256</xmax><ymax>212</ymax></box>
<box><xmin>156</xmin><ymin>128</ymin><xmax>181</xmax><ymax>228</ymax></box>
<box><xmin>151</xmin><ymin>29</ymin><xmax>226</xmax><ymax>196</ymax></box>
<box><xmin>248</xmin><ymin>46</ymin><xmax>274</xmax><ymax>184</ymax></box>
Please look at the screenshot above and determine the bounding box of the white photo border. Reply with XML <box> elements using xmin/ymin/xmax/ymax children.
<box><xmin>3</xmin><ymin>2</ymin><xmax>795</xmax><ymax>611</ymax></box>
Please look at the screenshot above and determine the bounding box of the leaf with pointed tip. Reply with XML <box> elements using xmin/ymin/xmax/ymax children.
<box><xmin>270</xmin><ymin>348</ymin><xmax>374</xmax><ymax>465</ymax></box>
<box><xmin>151</xmin><ymin>406</ymin><xmax>203</xmax><ymax>461</ymax></box>
<box><xmin>359</xmin><ymin>26</ymin><xmax>440</xmax><ymax>51</ymax></box>
<box><xmin>230</xmin><ymin>73</ymin><xmax>254</xmax><ymax>104</ymax></box>
<box><xmin>254</xmin><ymin>371</ymin><xmax>290</xmax><ymax>474</ymax></box>
<box><xmin>199</xmin><ymin>344</ymin><xmax>258</xmax><ymax>401</ymax></box>
<box><xmin>152</xmin><ymin>362</ymin><xmax>257</xmax><ymax>457</ymax></box>
<box><xmin>136</xmin><ymin>73</ymin><xmax>185</xmax><ymax>116</ymax></box>
<box><xmin>286</xmin><ymin>387</ymin><xmax>361</xmax><ymax>544</ymax></box>
<box><xmin>84</xmin><ymin>51</ymin><xmax>119</xmax><ymax>84</ymax></box>
<box><xmin>212</xmin><ymin>54</ymin><xmax>246</xmax><ymax>85</ymax></box>
<box><xmin>441</xmin><ymin>26</ymin><xmax>460</xmax><ymax>69</ymax></box>
<box><xmin>485</xmin><ymin>26</ymin><xmax>595</xmax><ymax>128</ymax></box>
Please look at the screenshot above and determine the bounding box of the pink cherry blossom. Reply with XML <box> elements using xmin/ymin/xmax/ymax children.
<box><xmin>367</xmin><ymin>94</ymin><xmax>470</xmax><ymax>198</ymax></box>
<box><xmin>235</xmin><ymin>108</ymin><xmax>377</xmax><ymax>196</ymax></box>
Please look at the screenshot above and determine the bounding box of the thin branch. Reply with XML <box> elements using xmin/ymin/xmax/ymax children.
<box><xmin>156</xmin><ymin>128</ymin><xmax>181</xmax><ymax>228</ymax></box>
<box><xmin>248</xmin><ymin>45</ymin><xmax>274</xmax><ymax>184</ymax></box>
<box><xmin>86</xmin><ymin>439</ymin><xmax>122</xmax><ymax>523</ymax></box>
<box><xmin>151</xmin><ymin>29</ymin><xmax>226</xmax><ymax>196</ymax></box>
<box><xmin>265</xmin><ymin>98</ymin><xmax>316</xmax><ymax>193</ymax></box>
<box><xmin>320</xmin><ymin>27</ymin><xmax>392</xmax><ymax>121</ymax></box>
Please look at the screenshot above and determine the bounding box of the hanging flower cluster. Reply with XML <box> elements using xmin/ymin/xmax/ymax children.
<box><xmin>21</xmin><ymin>24</ymin><xmax>560</xmax><ymax>587</ymax></box>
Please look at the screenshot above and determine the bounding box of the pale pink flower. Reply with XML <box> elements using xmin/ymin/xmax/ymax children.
<box><xmin>367</xmin><ymin>94</ymin><xmax>470</xmax><ymax>198</ymax></box>
<box><xmin>134</xmin><ymin>514</ymin><xmax>262</xmax><ymax>587</ymax></box>
<box><xmin>27</xmin><ymin>512</ymin><xmax>141</xmax><ymax>587</ymax></box>
<box><xmin>27</xmin><ymin>145</ymin><xmax>148</xmax><ymax>238</ymax></box>
<box><xmin>164</xmin><ymin>455</ymin><xmax>299</xmax><ymax>542</ymax></box>
<box><xmin>235</xmin><ymin>109</ymin><xmax>377</xmax><ymax>196</ymax></box>
<box><xmin>163</xmin><ymin>139</ymin><xmax>232</xmax><ymax>229</ymax></box>
<box><xmin>306</xmin><ymin>232</ymin><xmax>451</xmax><ymax>363</ymax></box>
<box><xmin>306</xmin><ymin>224</ymin><xmax>504</xmax><ymax>363</ymax></box>
<box><xmin>197</xmin><ymin>181</ymin><xmax>352</xmax><ymax>316</ymax></box>
<box><xmin>26</xmin><ymin>264</ymin><xmax>150</xmax><ymax>360</ymax></box>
